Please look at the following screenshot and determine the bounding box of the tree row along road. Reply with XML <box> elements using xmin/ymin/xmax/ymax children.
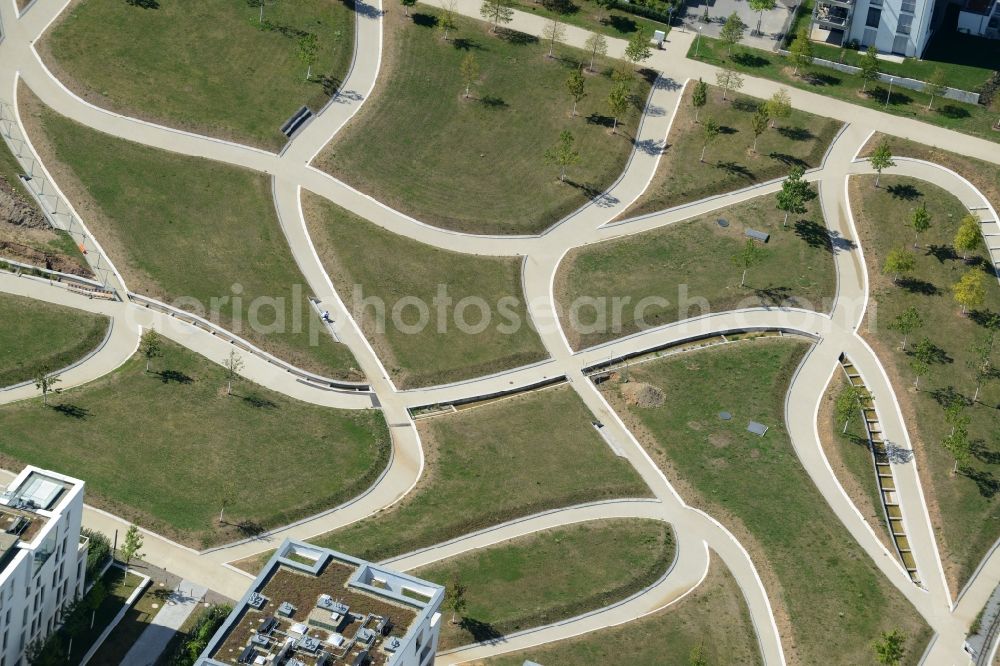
<box><xmin>1</xmin><ymin>0</ymin><xmax>998</xmax><ymax>663</ymax></box>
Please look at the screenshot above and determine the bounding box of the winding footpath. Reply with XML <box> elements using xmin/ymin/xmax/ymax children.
<box><xmin>2</xmin><ymin>0</ymin><xmax>1000</xmax><ymax>663</ymax></box>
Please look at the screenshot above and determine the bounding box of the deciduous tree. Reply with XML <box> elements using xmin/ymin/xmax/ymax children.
<box><xmin>873</xmin><ymin>629</ymin><xmax>906</xmax><ymax>666</ymax></box>
<box><xmin>543</xmin><ymin>17</ymin><xmax>565</xmax><ymax>57</ymax></box>
<box><xmin>887</xmin><ymin>306</ymin><xmax>922</xmax><ymax>350</ymax></box>
<box><xmin>139</xmin><ymin>329</ymin><xmax>162</xmax><ymax>373</ymax></box>
<box><xmin>400</xmin><ymin>0</ymin><xmax>416</xmax><ymax>16</ymax></box>
<box><xmin>925</xmin><ymin>68</ymin><xmax>948</xmax><ymax>111</ymax></box>
<box><xmin>120</xmin><ymin>524</ymin><xmax>144</xmax><ymax>577</ymax></box>
<box><xmin>954</xmin><ymin>213</ymin><xmax>982</xmax><ymax>260</ymax></box>
<box><xmin>750</xmin><ymin>105</ymin><xmax>769</xmax><ymax>152</ymax></box>
<box><xmin>869</xmin><ymin>140</ymin><xmax>895</xmax><ymax>187</ymax></box>
<box><xmin>764</xmin><ymin>88</ymin><xmax>791</xmax><ymax>128</ymax></box>
<box><xmin>775</xmin><ymin>165</ymin><xmax>809</xmax><ymax>226</ymax></box>
<box><xmin>607</xmin><ymin>81</ymin><xmax>631</xmax><ymax>134</ymax></box>
<box><xmin>625</xmin><ymin>30</ymin><xmax>652</xmax><ymax>69</ymax></box>
<box><xmin>445</xmin><ymin>578</ymin><xmax>467</xmax><ymax>624</ymax></box>
<box><xmin>460</xmin><ymin>53</ymin><xmax>480</xmax><ymax>99</ymax></box>
<box><xmin>480</xmin><ymin>0</ymin><xmax>514</xmax><ymax>32</ymax></box>
<box><xmin>909</xmin><ymin>202</ymin><xmax>931</xmax><ymax>248</ymax></box>
<box><xmin>438</xmin><ymin>1</ymin><xmax>458</xmax><ymax>40</ymax></box>
<box><xmin>720</xmin><ymin>12</ymin><xmax>746</xmax><ymax>56</ymax></box>
<box><xmin>566</xmin><ymin>68</ymin><xmax>586</xmax><ymax>116</ymax></box>
<box><xmin>749</xmin><ymin>0</ymin><xmax>776</xmax><ymax>35</ymax></box>
<box><xmin>223</xmin><ymin>350</ymin><xmax>244</xmax><ymax>396</ymax></box>
<box><xmin>882</xmin><ymin>247</ymin><xmax>915</xmax><ymax>283</ymax></box>
<box><xmin>584</xmin><ymin>33</ymin><xmax>608</xmax><ymax>73</ymax></box>
<box><xmin>692</xmin><ymin>78</ymin><xmax>708</xmax><ymax>122</ymax></box>
<box><xmin>953</xmin><ymin>269</ymin><xmax>985</xmax><ymax>314</ymax></box>
<box><xmin>788</xmin><ymin>26</ymin><xmax>812</xmax><ymax>75</ymax></box>
<box><xmin>731</xmin><ymin>238</ymin><xmax>766</xmax><ymax>287</ymax></box>
<box><xmin>33</xmin><ymin>369</ymin><xmax>59</xmax><ymax>406</ymax></box>
<box><xmin>716</xmin><ymin>69</ymin><xmax>744</xmax><ymax>101</ymax></box>
<box><xmin>835</xmin><ymin>383</ymin><xmax>870</xmax><ymax>433</ymax></box>
<box><xmin>859</xmin><ymin>45</ymin><xmax>880</xmax><ymax>92</ymax></box>
<box><xmin>544</xmin><ymin>130</ymin><xmax>581</xmax><ymax>181</ymax></box>
<box><xmin>297</xmin><ymin>33</ymin><xmax>318</xmax><ymax>81</ymax></box>
<box><xmin>700</xmin><ymin>117</ymin><xmax>719</xmax><ymax>162</ymax></box>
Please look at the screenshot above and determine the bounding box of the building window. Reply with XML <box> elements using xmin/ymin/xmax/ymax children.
<box><xmin>866</xmin><ymin>7</ymin><xmax>881</xmax><ymax>27</ymax></box>
<box><xmin>869</xmin><ymin>0</ymin><xmax>883</xmax><ymax>6</ymax></box>
<box><xmin>897</xmin><ymin>13</ymin><xmax>912</xmax><ymax>33</ymax></box>
<box><xmin>900</xmin><ymin>0</ymin><xmax>915</xmax><ymax>12</ymax></box>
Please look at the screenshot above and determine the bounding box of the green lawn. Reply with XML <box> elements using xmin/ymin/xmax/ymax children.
<box><xmin>0</xmin><ymin>128</ymin><xmax>34</xmax><ymax>204</ymax></box>
<box><xmin>603</xmin><ymin>340</ymin><xmax>932</xmax><ymax>664</ymax></box>
<box><xmin>622</xmin><ymin>83</ymin><xmax>842</xmax><ymax>218</ymax></box>
<box><xmin>303</xmin><ymin>192</ymin><xmax>547</xmax><ymax>388</ymax></box>
<box><xmin>42</xmin><ymin>0</ymin><xmax>355</xmax><ymax>150</ymax></box>
<box><xmin>558</xmin><ymin>193</ymin><xmax>837</xmax><ymax>349</ymax></box>
<box><xmin>689</xmin><ymin>38</ymin><xmax>999</xmax><ymax>143</ymax></box>
<box><xmin>850</xmin><ymin>174</ymin><xmax>1000</xmax><ymax>590</ymax></box>
<box><xmin>304</xmin><ymin>386</ymin><xmax>651</xmax><ymax>562</ymax></box>
<box><xmin>821</xmin><ymin>373</ymin><xmax>895</xmax><ymax>553</ymax></box>
<box><xmin>486</xmin><ymin>558</ymin><xmax>761</xmax><ymax>666</ymax></box>
<box><xmin>0</xmin><ymin>293</ymin><xmax>108</xmax><ymax>387</ymax></box>
<box><xmin>510</xmin><ymin>0</ymin><xmax>672</xmax><ymax>41</ymax></box>
<box><xmin>88</xmin><ymin>580</ymin><xmax>165</xmax><ymax>665</ymax></box>
<box><xmin>0</xmin><ymin>340</ymin><xmax>390</xmax><ymax>547</ymax></box>
<box><xmin>22</xmin><ymin>92</ymin><xmax>359</xmax><ymax>378</ymax></box>
<box><xmin>316</xmin><ymin>7</ymin><xmax>652</xmax><ymax>235</ymax></box>
<box><xmin>417</xmin><ymin>519</ymin><xmax>673</xmax><ymax>649</ymax></box>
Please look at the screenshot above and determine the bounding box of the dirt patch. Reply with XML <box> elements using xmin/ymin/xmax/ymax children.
<box><xmin>711</xmin><ymin>432</ymin><xmax>732</xmax><ymax>448</ymax></box>
<box><xmin>0</xmin><ymin>176</ymin><xmax>45</xmax><ymax>228</ymax></box>
<box><xmin>620</xmin><ymin>381</ymin><xmax>666</xmax><ymax>408</ymax></box>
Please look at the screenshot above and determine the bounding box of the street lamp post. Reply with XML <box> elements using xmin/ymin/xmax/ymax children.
<box><xmin>695</xmin><ymin>26</ymin><xmax>703</xmax><ymax>57</ymax></box>
<box><xmin>885</xmin><ymin>77</ymin><xmax>894</xmax><ymax>109</ymax></box>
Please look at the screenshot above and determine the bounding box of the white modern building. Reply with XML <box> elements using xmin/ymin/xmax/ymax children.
<box><xmin>958</xmin><ymin>0</ymin><xmax>1000</xmax><ymax>38</ymax></box>
<box><xmin>0</xmin><ymin>467</ymin><xmax>87</xmax><ymax>666</ymax></box>
<box><xmin>811</xmin><ymin>0</ymin><xmax>939</xmax><ymax>56</ymax></box>
<box><xmin>196</xmin><ymin>540</ymin><xmax>444</xmax><ymax>666</ymax></box>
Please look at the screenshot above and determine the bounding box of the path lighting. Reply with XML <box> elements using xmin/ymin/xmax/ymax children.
<box><xmin>885</xmin><ymin>77</ymin><xmax>894</xmax><ymax>109</ymax></box>
<box><xmin>695</xmin><ymin>26</ymin><xmax>703</xmax><ymax>57</ymax></box>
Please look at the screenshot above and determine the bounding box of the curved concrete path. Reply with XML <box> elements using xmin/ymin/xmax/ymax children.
<box><xmin>4</xmin><ymin>0</ymin><xmax>1000</xmax><ymax>663</ymax></box>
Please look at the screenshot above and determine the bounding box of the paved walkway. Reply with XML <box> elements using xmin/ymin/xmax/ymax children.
<box><xmin>120</xmin><ymin>580</ymin><xmax>208</xmax><ymax>666</ymax></box>
<box><xmin>3</xmin><ymin>0</ymin><xmax>1000</xmax><ymax>664</ymax></box>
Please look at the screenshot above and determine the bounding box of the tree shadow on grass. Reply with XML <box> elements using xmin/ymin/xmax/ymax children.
<box><xmin>972</xmin><ymin>439</ymin><xmax>1000</xmax><ymax>465</ymax></box>
<box><xmin>794</xmin><ymin>220</ymin><xmax>834</xmax><ymax>253</ymax></box>
<box><xmin>412</xmin><ymin>12</ymin><xmax>438</xmax><ymax>28</ymax></box>
<box><xmin>806</xmin><ymin>72</ymin><xmax>841</xmax><ymax>87</ymax></box>
<box><xmin>733</xmin><ymin>52</ymin><xmax>769</xmax><ymax>68</ymax></box>
<box><xmin>754</xmin><ymin>285</ymin><xmax>792</xmax><ymax>306</ymax></box>
<box><xmin>586</xmin><ymin>113</ymin><xmax>615</xmax><ymax>128</ymax></box>
<box><xmin>715</xmin><ymin>161</ymin><xmax>755</xmax><ymax>181</ymax></box>
<box><xmin>776</xmin><ymin>126</ymin><xmax>814</xmax><ymax>141</ymax></box>
<box><xmin>155</xmin><ymin>369</ymin><xmax>193</xmax><ymax>384</ymax></box>
<box><xmin>897</xmin><ymin>277</ymin><xmax>940</xmax><ymax>295</ymax></box>
<box><xmin>542</xmin><ymin>0</ymin><xmax>580</xmax><ymax>14</ymax></box>
<box><xmin>51</xmin><ymin>403</ymin><xmax>89</xmax><ymax>419</ymax></box>
<box><xmin>866</xmin><ymin>86</ymin><xmax>913</xmax><ymax>107</ymax></box>
<box><xmin>565</xmin><ymin>179</ymin><xmax>620</xmax><ymax>208</ymax></box>
<box><xmin>904</xmin><ymin>339</ymin><xmax>952</xmax><ymax>364</ymax></box>
<box><xmin>925</xmin><ymin>244</ymin><xmax>959</xmax><ymax>263</ymax></box>
<box><xmin>242</xmin><ymin>393</ymin><xmax>277</xmax><ymax>409</ymax></box>
<box><xmin>314</xmin><ymin>75</ymin><xmax>343</xmax><ymax>97</ymax></box>
<box><xmin>929</xmin><ymin>385</ymin><xmax>971</xmax><ymax>408</ymax></box>
<box><xmin>731</xmin><ymin>97</ymin><xmax>761</xmax><ymax>113</ymax></box>
<box><xmin>939</xmin><ymin>104</ymin><xmax>971</xmax><ymax>119</ymax></box>
<box><xmin>969</xmin><ymin>309</ymin><xmax>1000</xmax><ymax>330</ymax></box>
<box><xmin>452</xmin><ymin>37</ymin><xmax>482</xmax><ymax>50</ymax></box>
<box><xmin>497</xmin><ymin>28</ymin><xmax>538</xmax><ymax>45</ymax></box>
<box><xmin>600</xmin><ymin>14</ymin><xmax>638</xmax><ymax>34</ymax></box>
<box><xmin>481</xmin><ymin>95</ymin><xmax>508</xmax><ymax>108</ymax></box>
<box><xmin>961</xmin><ymin>467</ymin><xmax>1000</xmax><ymax>498</ymax></box>
<box><xmin>887</xmin><ymin>183</ymin><xmax>922</xmax><ymax>200</ymax></box>
<box><xmin>717</xmin><ymin>125</ymin><xmax>738</xmax><ymax>135</ymax></box>
<box><xmin>459</xmin><ymin>617</ymin><xmax>504</xmax><ymax>644</ymax></box>
<box><xmin>126</xmin><ymin>0</ymin><xmax>159</xmax><ymax>7</ymax></box>
<box><xmin>768</xmin><ymin>152</ymin><xmax>809</xmax><ymax>169</ymax></box>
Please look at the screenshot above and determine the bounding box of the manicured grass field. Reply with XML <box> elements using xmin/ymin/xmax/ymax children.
<box><xmin>557</xmin><ymin>193</ymin><xmax>837</xmax><ymax>349</ymax></box>
<box><xmin>622</xmin><ymin>83</ymin><xmax>841</xmax><ymax>218</ymax></box>
<box><xmin>303</xmin><ymin>192</ymin><xmax>547</xmax><ymax>388</ymax></box>
<box><xmin>416</xmin><ymin>519</ymin><xmax>673</xmax><ymax>649</ymax></box>
<box><xmin>0</xmin><ymin>340</ymin><xmax>390</xmax><ymax>547</ymax></box>
<box><xmin>486</xmin><ymin>558</ymin><xmax>761</xmax><ymax>665</ymax></box>
<box><xmin>604</xmin><ymin>340</ymin><xmax>931</xmax><ymax>664</ymax></box>
<box><xmin>689</xmin><ymin>38</ymin><xmax>998</xmax><ymax>143</ymax></box>
<box><xmin>850</xmin><ymin>174</ymin><xmax>1000</xmax><ymax>589</ymax></box>
<box><xmin>317</xmin><ymin>8</ymin><xmax>651</xmax><ymax>235</ymax></box>
<box><xmin>22</xmin><ymin>92</ymin><xmax>359</xmax><ymax>378</ymax></box>
<box><xmin>820</xmin><ymin>373</ymin><xmax>895</xmax><ymax>553</ymax></box>
<box><xmin>307</xmin><ymin>386</ymin><xmax>651</xmax><ymax>562</ymax></box>
<box><xmin>0</xmin><ymin>293</ymin><xmax>108</xmax><ymax>387</ymax></box>
<box><xmin>511</xmin><ymin>0</ymin><xmax>671</xmax><ymax>40</ymax></box>
<box><xmin>43</xmin><ymin>0</ymin><xmax>355</xmax><ymax>150</ymax></box>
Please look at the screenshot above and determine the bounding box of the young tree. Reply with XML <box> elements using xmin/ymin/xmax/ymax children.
<box><xmin>700</xmin><ymin>117</ymin><xmax>720</xmax><ymax>162</ymax></box>
<box><xmin>689</xmin><ymin>644</ymin><xmax>708</xmax><ymax>666</ymax></box>
<box><xmin>692</xmin><ymin>78</ymin><xmax>708</xmax><ymax>123</ymax></box>
<box><xmin>400</xmin><ymin>0</ymin><xmax>417</xmax><ymax>16</ymax></box>
<box><xmin>969</xmin><ymin>334</ymin><xmax>995</xmax><ymax>402</ymax></box>
<box><xmin>716</xmin><ymin>69</ymin><xmax>744</xmax><ymax>101</ymax></box>
<box><xmin>788</xmin><ymin>26</ymin><xmax>813</xmax><ymax>75</ymax></box>
<box><xmin>624</xmin><ymin>30</ymin><xmax>652</xmax><ymax>70</ymax></box>
<box><xmin>764</xmin><ymin>88</ymin><xmax>791</xmax><ymax>128</ymax></box>
<box><xmin>720</xmin><ymin>11</ymin><xmax>746</xmax><ymax>56</ymax></box>
<box><xmin>910</xmin><ymin>356</ymin><xmax>929</xmax><ymax>389</ymax></box>
<box><xmin>33</xmin><ymin>369</ymin><xmax>60</xmax><ymax>406</ymax></box>
<box><xmin>859</xmin><ymin>45</ymin><xmax>880</xmax><ymax>92</ymax></box>
<box><xmin>139</xmin><ymin>329</ymin><xmax>162</xmax><ymax>373</ymax></box>
<box><xmin>882</xmin><ymin>247</ymin><xmax>915</xmax><ymax>284</ymax></box>
<box><xmin>223</xmin><ymin>350</ymin><xmax>244</xmax><ymax>396</ymax></box>
<box><xmin>943</xmin><ymin>425</ymin><xmax>971</xmax><ymax>473</ymax></box>
<box><xmin>120</xmin><ymin>524</ymin><xmax>144</xmax><ymax>577</ymax></box>
<box><xmin>584</xmin><ymin>33</ymin><xmax>608</xmax><ymax>73</ymax></box>
<box><xmin>445</xmin><ymin>578</ymin><xmax>467</xmax><ymax>624</ymax></box>
<box><xmin>438</xmin><ymin>1</ymin><xmax>458</xmax><ymax>40</ymax></box>
<box><xmin>835</xmin><ymin>383</ymin><xmax>870</xmax><ymax>433</ymax></box>
<box><xmin>480</xmin><ymin>0</ymin><xmax>513</xmax><ymax>32</ymax></box>
<box><xmin>954</xmin><ymin>213</ymin><xmax>982</xmax><ymax>260</ymax></box>
<box><xmin>297</xmin><ymin>33</ymin><xmax>318</xmax><ymax>81</ymax></box>
<box><xmin>459</xmin><ymin>53</ymin><xmax>480</xmax><ymax>99</ymax></box>
<box><xmin>749</xmin><ymin>0</ymin><xmax>776</xmax><ymax>35</ymax></box>
<box><xmin>887</xmin><ymin>306</ymin><xmax>923</xmax><ymax>350</ymax></box>
<box><xmin>909</xmin><ymin>202</ymin><xmax>931</xmax><ymax>248</ymax></box>
<box><xmin>945</xmin><ymin>399</ymin><xmax>970</xmax><ymax>436</ymax></box>
<box><xmin>607</xmin><ymin>81</ymin><xmax>631</xmax><ymax>135</ymax></box>
<box><xmin>565</xmin><ymin>68</ymin><xmax>586</xmax><ymax>116</ymax></box>
<box><xmin>731</xmin><ymin>239</ymin><xmax>766</xmax><ymax>287</ymax></box>
<box><xmin>750</xmin><ymin>105</ymin><xmax>769</xmax><ymax>152</ymax></box>
<box><xmin>873</xmin><ymin>629</ymin><xmax>906</xmax><ymax>666</ymax></box>
<box><xmin>869</xmin><ymin>140</ymin><xmax>895</xmax><ymax>187</ymax></box>
<box><xmin>775</xmin><ymin>167</ymin><xmax>808</xmax><ymax>226</ymax></box>
<box><xmin>924</xmin><ymin>68</ymin><xmax>948</xmax><ymax>111</ymax></box>
<box><xmin>953</xmin><ymin>269</ymin><xmax>986</xmax><ymax>314</ymax></box>
<box><xmin>543</xmin><ymin>17</ymin><xmax>565</xmax><ymax>57</ymax></box>
<box><xmin>544</xmin><ymin>130</ymin><xmax>581</xmax><ymax>181</ymax></box>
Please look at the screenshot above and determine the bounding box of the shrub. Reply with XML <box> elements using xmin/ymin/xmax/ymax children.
<box><xmin>165</xmin><ymin>604</ymin><xmax>232</xmax><ymax>665</ymax></box>
<box><xmin>82</xmin><ymin>528</ymin><xmax>112</xmax><ymax>583</ymax></box>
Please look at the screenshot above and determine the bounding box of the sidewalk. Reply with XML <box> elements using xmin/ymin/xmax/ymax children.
<box><xmin>119</xmin><ymin>580</ymin><xmax>208</xmax><ymax>666</ymax></box>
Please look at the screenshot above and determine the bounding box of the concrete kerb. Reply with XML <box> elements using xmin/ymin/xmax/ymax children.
<box><xmin>380</xmin><ymin>498</ymin><xmax>663</xmax><ymax>569</ymax></box>
<box><xmin>573</xmin><ymin>378</ymin><xmax>786</xmax><ymax>665</ymax></box>
<box><xmin>438</xmin><ymin>528</ymin><xmax>701</xmax><ymax>663</ymax></box>
<box><xmin>814</xmin><ymin>179</ymin><xmax>843</xmax><ymax>318</ymax></box>
<box><xmin>78</xmin><ymin>565</ymin><xmax>152</xmax><ymax>666</ymax></box>
<box><xmin>7</xmin><ymin>74</ymin><xmax>131</xmax><ymax>294</ymax></box>
<box><xmin>0</xmin><ymin>314</ymin><xmax>113</xmax><ymax>392</ymax></box>
<box><xmin>84</xmin><ymin>503</ymin><xmax>202</xmax><ymax>556</ymax></box>
<box><xmin>955</xmin><ymin>537</ymin><xmax>1000</xmax><ymax>610</ymax></box>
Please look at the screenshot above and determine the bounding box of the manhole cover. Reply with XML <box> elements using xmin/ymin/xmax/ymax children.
<box><xmin>717</xmin><ymin>218</ymin><xmax>729</xmax><ymax>228</ymax></box>
<box><xmin>719</xmin><ymin>411</ymin><xmax>732</xmax><ymax>420</ymax></box>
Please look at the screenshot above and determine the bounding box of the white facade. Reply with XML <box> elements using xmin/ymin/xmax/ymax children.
<box><xmin>0</xmin><ymin>467</ymin><xmax>86</xmax><ymax>666</ymax></box>
<box><xmin>813</xmin><ymin>0</ymin><xmax>938</xmax><ymax>56</ymax></box>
